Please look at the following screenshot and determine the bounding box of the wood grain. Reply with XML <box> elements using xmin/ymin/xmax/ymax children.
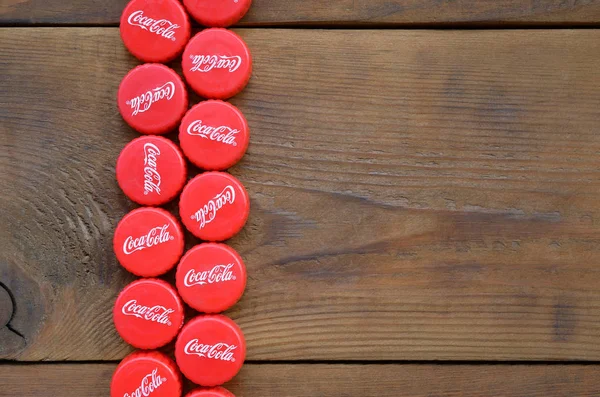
<box><xmin>1</xmin><ymin>363</ymin><xmax>599</xmax><ymax>396</ymax></box>
<box><xmin>2</xmin><ymin>0</ymin><xmax>600</xmax><ymax>26</ymax></box>
<box><xmin>1</xmin><ymin>28</ymin><xmax>599</xmax><ymax>361</ymax></box>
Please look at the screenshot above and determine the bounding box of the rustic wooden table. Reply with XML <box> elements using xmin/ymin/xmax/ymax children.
<box><xmin>1</xmin><ymin>1</ymin><xmax>600</xmax><ymax>395</ymax></box>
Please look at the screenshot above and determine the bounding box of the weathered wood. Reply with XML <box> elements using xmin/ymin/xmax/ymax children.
<box><xmin>2</xmin><ymin>0</ymin><xmax>600</xmax><ymax>26</ymax></box>
<box><xmin>1</xmin><ymin>363</ymin><xmax>599</xmax><ymax>396</ymax></box>
<box><xmin>1</xmin><ymin>28</ymin><xmax>600</xmax><ymax>361</ymax></box>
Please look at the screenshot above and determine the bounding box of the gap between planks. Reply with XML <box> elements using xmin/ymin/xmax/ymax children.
<box><xmin>1</xmin><ymin>363</ymin><xmax>600</xmax><ymax>396</ymax></box>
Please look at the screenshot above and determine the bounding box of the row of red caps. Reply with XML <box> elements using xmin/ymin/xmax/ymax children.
<box><xmin>111</xmin><ymin>0</ymin><xmax>253</xmax><ymax>396</ymax></box>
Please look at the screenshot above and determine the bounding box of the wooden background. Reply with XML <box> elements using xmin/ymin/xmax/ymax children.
<box><xmin>1</xmin><ymin>1</ymin><xmax>600</xmax><ymax>396</ymax></box>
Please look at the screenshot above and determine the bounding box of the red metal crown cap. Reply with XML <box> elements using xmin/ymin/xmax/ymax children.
<box><xmin>113</xmin><ymin>207</ymin><xmax>185</xmax><ymax>277</ymax></box>
<box><xmin>111</xmin><ymin>351</ymin><xmax>182</xmax><ymax>397</ymax></box>
<box><xmin>176</xmin><ymin>243</ymin><xmax>247</xmax><ymax>313</ymax></box>
<box><xmin>120</xmin><ymin>0</ymin><xmax>191</xmax><ymax>63</ymax></box>
<box><xmin>183</xmin><ymin>0</ymin><xmax>252</xmax><ymax>27</ymax></box>
<box><xmin>118</xmin><ymin>64</ymin><xmax>188</xmax><ymax>134</ymax></box>
<box><xmin>117</xmin><ymin>136</ymin><xmax>187</xmax><ymax>206</ymax></box>
<box><xmin>179</xmin><ymin>100</ymin><xmax>250</xmax><ymax>170</ymax></box>
<box><xmin>113</xmin><ymin>279</ymin><xmax>185</xmax><ymax>349</ymax></box>
<box><xmin>186</xmin><ymin>387</ymin><xmax>236</xmax><ymax>397</ymax></box>
<box><xmin>175</xmin><ymin>315</ymin><xmax>246</xmax><ymax>386</ymax></box>
<box><xmin>179</xmin><ymin>172</ymin><xmax>250</xmax><ymax>241</ymax></box>
<box><xmin>182</xmin><ymin>29</ymin><xmax>252</xmax><ymax>100</ymax></box>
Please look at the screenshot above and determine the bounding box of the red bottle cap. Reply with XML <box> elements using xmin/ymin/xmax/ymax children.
<box><xmin>120</xmin><ymin>0</ymin><xmax>191</xmax><ymax>63</ymax></box>
<box><xmin>183</xmin><ymin>0</ymin><xmax>252</xmax><ymax>27</ymax></box>
<box><xmin>176</xmin><ymin>243</ymin><xmax>247</xmax><ymax>313</ymax></box>
<box><xmin>113</xmin><ymin>207</ymin><xmax>185</xmax><ymax>277</ymax></box>
<box><xmin>113</xmin><ymin>279</ymin><xmax>185</xmax><ymax>349</ymax></box>
<box><xmin>111</xmin><ymin>351</ymin><xmax>182</xmax><ymax>397</ymax></box>
<box><xmin>179</xmin><ymin>172</ymin><xmax>250</xmax><ymax>241</ymax></box>
<box><xmin>118</xmin><ymin>64</ymin><xmax>188</xmax><ymax>134</ymax></box>
<box><xmin>175</xmin><ymin>315</ymin><xmax>246</xmax><ymax>386</ymax></box>
<box><xmin>179</xmin><ymin>100</ymin><xmax>250</xmax><ymax>170</ymax></box>
<box><xmin>186</xmin><ymin>387</ymin><xmax>236</xmax><ymax>397</ymax></box>
<box><xmin>182</xmin><ymin>29</ymin><xmax>252</xmax><ymax>100</ymax></box>
<box><xmin>117</xmin><ymin>136</ymin><xmax>187</xmax><ymax>206</ymax></box>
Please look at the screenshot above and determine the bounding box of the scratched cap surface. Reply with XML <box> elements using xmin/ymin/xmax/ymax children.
<box><xmin>113</xmin><ymin>207</ymin><xmax>185</xmax><ymax>277</ymax></box>
<box><xmin>117</xmin><ymin>136</ymin><xmax>187</xmax><ymax>206</ymax></box>
<box><xmin>179</xmin><ymin>100</ymin><xmax>250</xmax><ymax>170</ymax></box>
<box><xmin>111</xmin><ymin>351</ymin><xmax>182</xmax><ymax>397</ymax></box>
<box><xmin>176</xmin><ymin>243</ymin><xmax>247</xmax><ymax>313</ymax></box>
<box><xmin>185</xmin><ymin>387</ymin><xmax>236</xmax><ymax>397</ymax></box>
<box><xmin>120</xmin><ymin>0</ymin><xmax>191</xmax><ymax>63</ymax></box>
<box><xmin>118</xmin><ymin>64</ymin><xmax>188</xmax><ymax>134</ymax></box>
<box><xmin>182</xmin><ymin>29</ymin><xmax>252</xmax><ymax>99</ymax></box>
<box><xmin>179</xmin><ymin>172</ymin><xmax>250</xmax><ymax>241</ymax></box>
<box><xmin>175</xmin><ymin>315</ymin><xmax>246</xmax><ymax>386</ymax></box>
<box><xmin>113</xmin><ymin>279</ymin><xmax>185</xmax><ymax>349</ymax></box>
<box><xmin>183</xmin><ymin>0</ymin><xmax>252</xmax><ymax>27</ymax></box>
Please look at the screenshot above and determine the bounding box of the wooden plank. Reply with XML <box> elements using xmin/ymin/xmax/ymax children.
<box><xmin>2</xmin><ymin>0</ymin><xmax>600</xmax><ymax>26</ymax></box>
<box><xmin>1</xmin><ymin>28</ymin><xmax>600</xmax><ymax>361</ymax></box>
<box><xmin>1</xmin><ymin>363</ymin><xmax>599</xmax><ymax>396</ymax></box>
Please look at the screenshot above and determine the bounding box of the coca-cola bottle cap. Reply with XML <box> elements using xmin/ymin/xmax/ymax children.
<box><xmin>118</xmin><ymin>64</ymin><xmax>188</xmax><ymax>135</ymax></box>
<box><xmin>113</xmin><ymin>279</ymin><xmax>185</xmax><ymax>349</ymax></box>
<box><xmin>117</xmin><ymin>136</ymin><xmax>187</xmax><ymax>206</ymax></box>
<box><xmin>176</xmin><ymin>243</ymin><xmax>247</xmax><ymax>313</ymax></box>
<box><xmin>182</xmin><ymin>29</ymin><xmax>252</xmax><ymax>100</ymax></box>
<box><xmin>185</xmin><ymin>387</ymin><xmax>236</xmax><ymax>397</ymax></box>
<box><xmin>183</xmin><ymin>0</ymin><xmax>252</xmax><ymax>27</ymax></box>
<box><xmin>179</xmin><ymin>172</ymin><xmax>250</xmax><ymax>241</ymax></box>
<box><xmin>113</xmin><ymin>207</ymin><xmax>185</xmax><ymax>277</ymax></box>
<box><xmin>111</xmin><ymin>351</ymin><xmax>182</xmax><ymax>397</ymax></box>
<box><xmin>175</xmin><ymin>315</ymin><xmax>246</xmax><ymax>386</ymax></box>
<box><xmin>120</xmin><ymin>0</ymin><xmax>191</xmax><ymax>63</ymax></box>
<box><xmin>179</xmin><ymin>100</ymin><xmax>250</xmax><ymax>171</ymax></box>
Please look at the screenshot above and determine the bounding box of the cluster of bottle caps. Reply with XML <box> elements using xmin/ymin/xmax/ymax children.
<box><xmin>111</xmin><ymin>0</ymin><xmax>253</xmax><ymax>396</ymax></box>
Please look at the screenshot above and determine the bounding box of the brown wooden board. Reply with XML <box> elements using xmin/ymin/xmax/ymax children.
<box><xmin>1</xmin><ymin>363</ymin><xmax>600</xmax><ymax>396</ymax></box>
<box><xmin>2</xmin><ymin>0</ymin><xmax>600</xmax><ymax>26</ymax></box>
<box><xmin>1</xmin><ymin>28</ymin><xmax>600</xmax><ymax>361</ymax></box>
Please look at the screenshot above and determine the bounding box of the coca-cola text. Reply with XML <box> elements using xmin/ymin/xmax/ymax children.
<box><xmin>189</xmin><ymin>55</ymin><xmax>242</xmax><ymax>73</ymax></box>
<box><xmin>127</xmin><ymin>10</ymin><xmax>180</xmax><ymax>42</ymax></box>
<box><xmin>143</xmin><ymin>143</ymin><xmax>161</xmax><ymax>195</ymax></box>
<box><xmin>122</xmin><ymin>300</ymin><xmax>174</xmax><ymax>326</ymax></box>
<box><xmin>123</xmin><ymin>368</ymin><xmax>167</xmax><ymax>397</ymax></box>
<box><xmin>191</xmin><ymin>185</ymin><xmax>236</xmax><ymax>229</ymax></box>
<box><xmin>123</xmin><ymin>224</ymin><xmax>173</xmax><ymax>255</ymax></box>
<box><xmin>187</xmin><ymin>120</ymin><xmax>239</xmax><ymax>147</ymax></box>
<box><xmin>184</xmin><ymin>340</ymin><xmax>237</xmax><ymax>362</ymax></box>
<box><xmin>127</xmin><ymin>81</ymin><xmax>175</xmax><ymax>116</ymax></box>
<box><xmin>184</xmin><ymin>264</ymin><xmax>236</xmax><ymax>287</ymax></box>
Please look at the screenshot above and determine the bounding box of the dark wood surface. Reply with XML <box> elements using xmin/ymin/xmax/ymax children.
<box><xmin>2</xmin><ymin>0</ymin><xmax>600</xmax><ymax>26</ymax></box>
<box><xmin>2</xmin><ymin>363</ymin><xmax>600</xmax><ymax>396</ymax></box>
<box><xmin>2</xmin><ymin>28</ymin><xmax>599</xmax><ymax>363</ymax></box>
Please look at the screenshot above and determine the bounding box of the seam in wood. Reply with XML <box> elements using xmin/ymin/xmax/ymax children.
<box><xmin>1</xmin><ymin>23</ymin><xmax>600</xmax><ymax>29</ymax></box>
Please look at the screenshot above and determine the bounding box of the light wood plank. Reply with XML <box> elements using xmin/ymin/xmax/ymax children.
<box><xmin>1</xmin><ymin>363</ymin><xmax>599</xmax><ymax>396</ymax></box>
<box><xmin>2</xmin><ymin>0</ymin><xmax>600</xmax><ymax>25</ymax></box>
<box><xmin>1</xmin><ymin>28</ymin><xmax>599</xmax><ymax>361</ymax></box>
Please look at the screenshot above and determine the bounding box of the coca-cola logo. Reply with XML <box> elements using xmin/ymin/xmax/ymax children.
<box><xmin>127</xmin><ymin>10</ymin><xmax>179</xmax><ymax>41</ymax></box>
<box><xmin>143</xmin><ymin>143</ymin><xmax>161</xmax><ymax>195</ymax></box>
<box><xmin>189</xmin><ymin>54</ymin><xmax>242</xmax><ymax>73</ymax></box>
<box><xmin>187</xmin><ymin>120</ymin><xmax>238</xmax><ymax>147</ymax></box>
<box><xmin>126</xmin><ymin>81</ymin><xmax>175</xmax><ymax>116</ymax></box>
<box><xmin>123</xmin><ymin>224</ymin><xmax>174</xmax><ymax>255</ymax></box>
<box><xmin>184</xmin><ymin>263</ymin><xmax>236</xmax><ymax>287</ymax></box>
<box><xmin>121</xmin><ymin>300</ymin><xmax>174</xmax><ymax>326</ymax></box>
<box><xmin>123</xmin><ymin>368</ymin><xmax>167</xmax><ymax>397</ymax></box>
<box><xmin>190</xmin><ymin>185</ymin><xmax>236</xmax><ymax>229</ymax></box>
<box><xmin>184</xmin><ymin>339</ymin><xmax>237</xmax><ymax>362</ymax></box>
